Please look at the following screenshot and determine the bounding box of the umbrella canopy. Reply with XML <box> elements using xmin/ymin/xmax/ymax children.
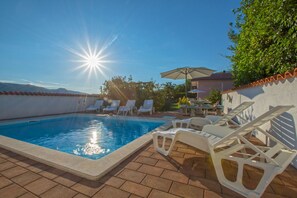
<box><xmin>161</xmin><ymin>67</ymin><xmax>214</xmax><ymax>97</ymax></box>
<box><xmin>161</xmin><ymin>67</ymin><xmax>214</xmax><ymax>80</ymax></box>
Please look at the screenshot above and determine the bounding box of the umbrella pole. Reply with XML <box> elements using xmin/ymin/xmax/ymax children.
<box><xmin>185</xmin><ymin>69</ymin><xmax>187</xmax><ymax>98</ymax></box>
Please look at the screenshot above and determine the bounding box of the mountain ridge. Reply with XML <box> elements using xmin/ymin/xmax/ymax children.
<box><xmin>0</xmin><ymin>82</ymin><xmax>85</xmax><ymax>95</ymax></box>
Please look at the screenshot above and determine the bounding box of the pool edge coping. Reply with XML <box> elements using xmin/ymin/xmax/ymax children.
<box><xmin>0</xmin><ymin>115</ymin><xmax>172</xmax><ymax>180</ymax></box>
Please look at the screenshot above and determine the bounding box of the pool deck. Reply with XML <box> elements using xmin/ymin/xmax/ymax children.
<box><xmin>0</xmin><ymin>138</ymin><xmax>297</xmax><ymax>198</ymax></box>
<box><xmin>0</xmin><ymin>112</ymin><xmax>297</xmax><ymax>198</ymax></box>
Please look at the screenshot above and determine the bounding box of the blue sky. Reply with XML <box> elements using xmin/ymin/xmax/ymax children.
<box><xmin>0</xmin><ymin>0</ymin><xmax>240</xmax><ymax>94</ymax></box>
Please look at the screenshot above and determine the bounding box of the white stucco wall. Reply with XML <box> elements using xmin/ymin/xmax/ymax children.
<box><xmin>222</xmin><ymin>77</ymin><xmax>297</xmax><ymax>168</ymax></box>
<box><xmin>0</xmin><ymin>95</ymin><xmax>98</xmax><ymax>120</ymax></box>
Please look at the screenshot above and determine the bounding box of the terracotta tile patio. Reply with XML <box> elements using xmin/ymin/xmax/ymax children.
<box><xmin>0</xmin><ymin>139</ymin><xmax>297</xmax><ymax>198</ymax></box>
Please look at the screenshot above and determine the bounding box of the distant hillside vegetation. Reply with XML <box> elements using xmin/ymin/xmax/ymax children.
<box><xmin>0</xmin><ymin>82</ymin><xmax>84</xmax><ymax>94</ymax></box>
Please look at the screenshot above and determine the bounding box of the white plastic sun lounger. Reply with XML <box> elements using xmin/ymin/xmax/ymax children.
<box><xmin>153</xmin><ymin>105</ymin><xmax>297</xmax><ymax>198</ymax></box>
<box><xmin>172</xmin><ymin>101</ymin><xmax>254</xmax><ymax>129</ymax></box>
<box><xmin>103</xmin><ymin>100</ymin><xmax>120</xmax><ymax>113</ymax></box>
<box><xmin>86</xmin><ymin>100</ymin><xmax>104</xmax><ymax>112</ymax></box>
<box><xmin>117</xmin><ymin>100</ymin><xmax>136</xmax><ymax>116</ymax></box>
<box><xmin>138</xmin><ymin>100</ymin><xmax>154</xmax><ymax>115</ymax></box>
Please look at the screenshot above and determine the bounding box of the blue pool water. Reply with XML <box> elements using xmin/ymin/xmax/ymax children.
<box><xmin>0</xmin><ymin>115</ymin><xmax>165</xmax><ymax>160</ymax></box>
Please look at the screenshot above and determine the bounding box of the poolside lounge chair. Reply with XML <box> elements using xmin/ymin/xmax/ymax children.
<box><xmin>86</xmin><ymin>100</ymin><xmax>104</xmax><ymax>112</ymax></box>
<box><xmin>117</xmin><ymin>100</ymin><xmax>136</xmax><ymax>116</ymax></box>
<box><xmin>138</xmin><ymin>100</ymin><xmax>154</xmax><ymax>115</ymax></box>
<box><xmin>172</xmin><ymin>101</ymin><xmax>254</xmax><ymax>130</ymax></box>
<box><xmin>153</xmin><ymin>105</ymin><xmax>297</xmax><ymax>198</ymax></box>
<box><xmin>103</xmin><ymin>100</ymin><xmax>120</xmax><ymax>113</ymax></box>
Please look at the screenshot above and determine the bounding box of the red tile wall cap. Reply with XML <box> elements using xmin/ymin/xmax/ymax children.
<box><xmin>0</xmin><ymin>91</ymin><xmax>100</xmax><ymax>97</ymax></box>
<box><xmin>222</xmin><ymin>67</ymin><xmax>297</xmax><ymax>94</ymax></box>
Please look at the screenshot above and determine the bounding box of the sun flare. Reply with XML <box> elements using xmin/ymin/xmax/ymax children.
<box><xmin>66</xmin><ymin>37</ymin><xmax>117</xmax><ymax>79</ymax></box>
<box><xmin>72</xmin><ymin>44</ymin><xmax>108</xmax><ymax>78</ymax></box>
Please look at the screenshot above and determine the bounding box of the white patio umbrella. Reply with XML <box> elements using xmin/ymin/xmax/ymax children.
<box><xmin>161</xmin><ymin>67</ymin><xmax>214</xmax><ymax>97</ymax></box>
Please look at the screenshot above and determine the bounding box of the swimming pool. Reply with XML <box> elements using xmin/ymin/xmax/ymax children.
<box><xmin>0</xmin><ymin>114</ymin><xmax>170</xmax><ymax>179</ymax></box>
<box><xmin>0</xmin><ymin>115</ymin><xmax>165</xmax><ymax>160</ymax></box>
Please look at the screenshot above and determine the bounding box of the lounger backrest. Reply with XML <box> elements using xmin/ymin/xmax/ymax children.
<box><xmin>143</xmin><ymin>100</ymin><xmax>153</xmax><ymax>109</ymax></box>
<box><xmin>94</xmin><ymin>100</ymin><xmax>103</xmax><ymax>107</ymax></box>
<box><xmin>213</xmin><ymin>101</ymin><xmax>254</xmax><ymax>125</ymax></box>
<box><xmin>111</xmin><ymin>100</ymin><xmax>120</xmax><ymax>107</ymax></box>
<box><xmin>213</xmin><ymin>105</ymin><xmax>294</xmax><ymax>148</ymax></box>
<box><xmin>126</xmin><ymin>100</ymin><xmax>136</xmax><ymax>108</ymax></box>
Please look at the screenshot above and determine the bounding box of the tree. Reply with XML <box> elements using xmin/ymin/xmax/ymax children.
<box><xmin>228</xmin><ymin>0</ymin><xmax>297</xmax><ymax>86</ymax></box>
<box><xmin>206</xmin><ymin>89</ymin><xmax>222</xmax><ymax>105</ymax></box>
<box><xmin>102</xmin><ymin>76</ymin><xmax>177</xmax><ymax>111</ymax></box>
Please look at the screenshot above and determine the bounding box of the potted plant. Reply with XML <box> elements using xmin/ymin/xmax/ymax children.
<box><xmin>178</xmin><ymin>96</ymin><xmax>191</xmax><ymax>114</ymax></box>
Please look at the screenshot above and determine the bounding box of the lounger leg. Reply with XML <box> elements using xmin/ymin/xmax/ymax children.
<box><xmin>210</xmin><ymin>148</ymin><xmax>280</xmax><ymax>198</ymax></box>
<box><xmin>153</xmin><ymin>133</ymin><xmax>176</xmax><ymax>156</ymax></box>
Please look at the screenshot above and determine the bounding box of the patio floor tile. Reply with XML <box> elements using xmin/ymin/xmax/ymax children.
<box><xmin>24</xmin><ymin>177</ymin><xmax>57</xmax><ymax>195</ymax></box>
<box><xmin>149</xmin><ymin>153</ymin><xmax>168</xmax><ymax>160</ymax></box>
<box><xmin>135</xmin><ymin>156</ymin><xmax>158</xmax><ymax>166</ymax></box>
<box><xmin>270</xmin><ymin>183</ymin><xmax>297</xmax><ymax>198</ymax></box>
<box><xmin>73</xmin><ymin>193</ymin><xmax>90</xmax><ymax>198</ymax></box>
<box><xmin>99</xmin><ymin>175</ymin><xmax>125</xmax><ymax>188</ymax></box>
<box><xmin>40</xmin><ymin>185</ymin><xmax>78</xmax><ymax>198</ymax></box>
<box><xmin>1</xmin><ymin>166</ymin><xmax>28</xmax><ymax>178</ymax></box>
<box><xmin>141</xmin><ymin>175</ymin><xmax>172</xmax><ymax>192</ymax></box>
<box><xmin>0</xmin><ymin>183</ymin><xmax>27</xmax><ymax>198</ymax></box>
<box><xmin>6</xmin><ymin>154</ymin><xmax>27</xmax><ymax>163</ymax></box>
<box><xmin>203</xmin><ymin>190</ymin><xmax>224</xmax><ymax>198</ymax></box>
<box><xmin>161</xmin><ymin>169</ymin><xmax>189</xmax><ymax>184</ymax></box>
<box><xmin>169</xmin><ymin>181</ymin><xmax>204</xmax><ymax>198</ymax></box>
<box><xmin>71</xmin><ymin>179</ymin><xmax>104</xmax><ymax>196</ymax></box>
<box><xmin>221</xmin><ymin>186</ymin><xmax>245</xmax><ymax>197</ymax></box>
<box><xmin>125</xmin><ymin>162</ymin><xmax>142</xmax><ymax>170</ymax></box>
<box><xmin>139</xmin><ymin>151</ymin><xmax>153</xmax><ymax>157</ymax></box>
<box><xmin>39</xmin><ymin>167</ymin><xmax>65</xmax><ymax>179</ymax></box>
<box><xmin>0</xmin><ymin>151</ymin><xmax>18</xmax><ymax>159</ymax></box>
<box><xmin>0</xmin><ymin>161</ymin><xmax>16</xmax><ymax>171</ymax></box>
<box><xmin>121</xmin><ymin>181</ymin><xmax>152</xmax><ymax>197</ymax></box>
<box><xmin>155</xmin><ymin>160</ymin><xmax>179</xmax><ymax>171</ymax></box>
<box><xmin>93</xmin><ymin>185</ymin><xmax>130</xmax><ymax>198</ymax></box>
<box><xmin>54</xmin><ymin>172</ymin><xmax>82</xmax><ymax>187</ymax></box>
<box><xmin>138</xmin><ymin>164</ymin><xmax>164</xmax><ymax>176</ymax></box>
<box><xmin>16</xmin><ymin>159</ymin><xmax>38</xmax><ymax>168</ymax></box>
<box><xmin>261</xmin><ymin>192</ymin><xmax>287</xmax><ymax>198</ymax></box>
<box><xmin>18</xmin><ymin>192</ymin><xmax>39</xmax><ymax>198</ymax></box>
<box><xmin>0</xmin><ymin>176</ymin><xmax>13</xmax><ymax>188</ymax></box>
<box><xmin>118</xmin><ymin>169</ymin><xmax>146</xmax><ymax>183</ymax></box>
<box><xmin>148</xmin><ymin>189</ymin><xmax>181</xmax><ymax>198</ymax></box>
<box><xmin>177</xmin><ymin>147</ymin><xmax>196</xmax><ymax>154</ymax></box>
<box><xmin>11</xmin><ymin>171</ymin><xmax>41</xmax><ymax>186</ymax></box>
<box><xmin>189</xmin><ymin>176</ymin><xmax>221</xmax><ymax>193</ymax></box>
<box><xmin>129</xmin><ymin>194</ymin><xmax>142</xmax><ymax>198</ymax></box>
<box><xmin>0</xmin><ymin>157</ymin><xmax>7</xmax><ymax>164</ymax></box>
<box><xmin>170</xmin><ymin>151</ymin><xmax>185</xmax><ymax>158</ymax></box>
<box><xmin>26</xmin><ymin>163</ymin><xmax>51</xmax><ymax>173</ymax></box>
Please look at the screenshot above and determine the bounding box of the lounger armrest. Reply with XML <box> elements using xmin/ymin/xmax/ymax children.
<box><xmin>172</xmin><ymin>119</ymin><xmax>191</xmax><ymax>128</ymax></box>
